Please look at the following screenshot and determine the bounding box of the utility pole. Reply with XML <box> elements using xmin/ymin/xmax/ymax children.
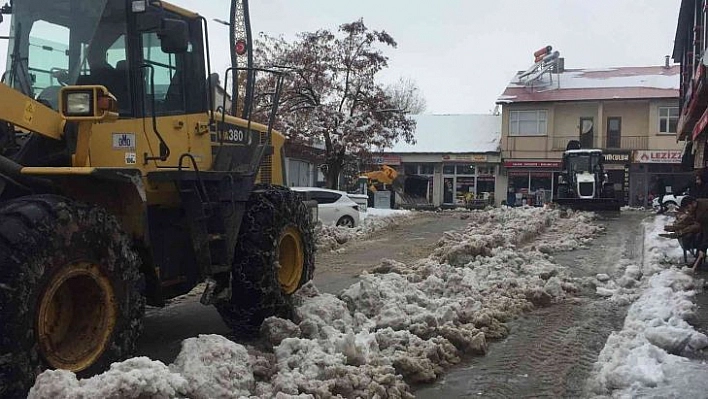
<box><xmin>229</xmin><ymin>0</ymin><xmax>254</xmax><ymax>119</ymax></box>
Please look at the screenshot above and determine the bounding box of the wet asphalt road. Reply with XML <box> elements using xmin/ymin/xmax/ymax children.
<box><xmin>135</xmin><ymin>212</ymin><xmax>472</xmax><ymax>364</ymax></box>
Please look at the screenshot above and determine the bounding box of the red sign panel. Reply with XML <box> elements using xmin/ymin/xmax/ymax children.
<box><xmin>693</xmin><ymin>107</ymin><xmax>708</xmax><ymax>141</ymax></box>
<box><xmin>632</xmin><ymin>150</ymin><xmax>682</xmax><ymax>164</ymax></box>
<box><xmin>503</xmin><ymin>161</ymin><xmax>561</xmax><ymax>168</ymax></box>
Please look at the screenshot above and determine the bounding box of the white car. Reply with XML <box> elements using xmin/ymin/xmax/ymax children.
<box><xmin>291</xmin><ymin>187</ymin><xmax>360</xmax><ymax>227</ymax></box>
<box><xmin>652</xmin><ymin>193</ymin><xmax>686</xmax><ymax>210</ymax></box>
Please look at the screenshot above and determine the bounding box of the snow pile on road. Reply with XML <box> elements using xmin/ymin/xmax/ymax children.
<box><xmin>588</xmin><ymin>214</ymin><xmax>708</xmax><ymax>398</ymax></box>
<box><xmin>316</xmin><ymin>209</ymin><xmax>412</xmax><ymax>251</ymax></box>
<box><xmin>29</xmin><ymin>207</ymin><xmax>603</xmax><ymax>398</ymax></box>
<box><xmin>28</xmin><ymin>357</ymin><xmax>188</xmax><ymax>399</ymax></box>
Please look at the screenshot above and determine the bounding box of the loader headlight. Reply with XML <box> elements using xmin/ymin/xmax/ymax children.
<box><xmin>64</xmin><ymin>91</ymin><xmax>93</xmax><ymax>116</ymax></box>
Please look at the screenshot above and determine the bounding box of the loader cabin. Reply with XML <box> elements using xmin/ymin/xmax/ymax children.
<box><xmin>563</xmin><ymin>149</ymin><xmax>604</xmax><ymax>175</ymax></box>
<box><xmin>2</xmin><ymin>0</ymin><xmax>286</xmax><ymax>185</ymax></box>
<box><xmin>5</xmin><ymin>0</ymin><xmax>206</xmax><ymax>118</ymax></box>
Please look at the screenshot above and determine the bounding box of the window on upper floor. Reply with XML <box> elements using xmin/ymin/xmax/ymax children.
<box><xmin>658</xmin><ymin>107</ymin><xmax>679</xmax><ymax>134</ymax></box>
<box><xmin>606</xmin><ymin>117</ymin><xmax>621</xmax><ymax>148</ymax></box>
<box><xmin>509</xmin><ymin>110</ymin><xmax>547</xmax><ymax>136</ymax></box>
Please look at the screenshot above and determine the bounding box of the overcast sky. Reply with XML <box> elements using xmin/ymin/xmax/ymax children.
<box><xmin>6</xmin><ymin>0</ymin><xmax>683</xmax><ymax>115</ymax></box>
<box><xmin>169</xmin><ymin>0</ymin><xmax>681</xmax><ymax>115</ymax></box>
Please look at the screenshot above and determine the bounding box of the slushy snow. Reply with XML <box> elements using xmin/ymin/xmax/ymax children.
<box><xmin>29</xmin><ymin>207</ymin><xmax>613</xmax><ymax>398</ymax></box>
<box><xmin>588</xmin><ymin>214</ymin><xmax>708</xmax><ymax>398</ymax></box>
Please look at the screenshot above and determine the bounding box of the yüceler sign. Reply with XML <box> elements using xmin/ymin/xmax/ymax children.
<box><xmin>503</xmin><ymin>161</ymin><xmax>562</xmax><ymax>168</ymax></box>
<box><xmin>632</xmin><ymin>150</ymin><xmax>682</xmax><ymax>164</ymax></box>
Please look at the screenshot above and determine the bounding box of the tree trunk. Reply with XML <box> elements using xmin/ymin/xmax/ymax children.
<box><xmin>324</xmin><ymin>150</ymin><xmax>345</xmax><ymax>189</ymax></box>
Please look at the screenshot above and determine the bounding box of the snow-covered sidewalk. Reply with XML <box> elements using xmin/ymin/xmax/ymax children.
<box><xmin>588</xmin><ymin>214</ymin><xmax>708</xmax><ymax>398</ymax></box>
<box><xmin>29</xmin><ymin>206</ymin><xmax>607</xmax><ymax>398</ymax></box>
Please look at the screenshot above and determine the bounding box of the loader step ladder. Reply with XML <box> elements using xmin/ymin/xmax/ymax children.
<box><xmin>177</xmin><ymin>178</ymin><xmax>248</xmax><ymax>304</ymax></box>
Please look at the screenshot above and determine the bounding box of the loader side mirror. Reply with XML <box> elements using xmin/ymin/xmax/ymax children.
<box><xmin>158</xmin><ymin>18</ymin><xmax>188</xmax><ymax>54</ymax></box>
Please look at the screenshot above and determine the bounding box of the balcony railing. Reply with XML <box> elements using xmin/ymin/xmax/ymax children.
<box><xmin>551</xmin><ymin>135</ymin><xmax>649</xmax><ymax>151</ymax></box>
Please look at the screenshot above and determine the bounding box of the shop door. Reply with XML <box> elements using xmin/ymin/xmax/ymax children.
<box><xmin>443</xmin><ymin>177</ymin><xmax>454</xmax><ymax>204</ymax></box>
<box><xmin>606</xmin><ymin>169</ymin><xmax>625</xmax><ymax>203</ymax></box>
<box><xmin>630</xmin><ymin>168</ymin><xmax>648</xmax><ymax>207</ymax></box>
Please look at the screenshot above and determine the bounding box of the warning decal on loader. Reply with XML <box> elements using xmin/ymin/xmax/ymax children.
<box><xmin>125</xmin><ymin>152</ymin><xmax>137</xmax><ymax>165</ymax></box>
<box><xmin>23</xmin><ymin>100</ymin><xmax>35</xmax><ymax>124</ymax></box>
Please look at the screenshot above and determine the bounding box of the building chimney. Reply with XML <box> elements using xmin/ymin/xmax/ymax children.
<box><xmin>665</xmin><ymin>55</ymin><xmax>670</xmax><ymax>68</ymax></box>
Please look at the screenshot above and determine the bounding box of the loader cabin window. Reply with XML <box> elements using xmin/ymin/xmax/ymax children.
<box><xmin>566</xmin><ymin>151</ymin><xmax>602</xmax><ymax>174</ymax></box>
<box><xmin>6</xmin><ymin>0</ymin><xmax>132</xmax><ymax>115</ymax></box>
<box><xmin>139</xmin><ymin>12</ymin><xmax>207</xmax><ymax>116</ymax></box>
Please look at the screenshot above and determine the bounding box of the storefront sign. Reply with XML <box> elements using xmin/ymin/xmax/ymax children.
<box><xmin>442</xmin><ymin>154</ymin><xmax>488</xmax><ymax>162</ymax></box>
<box><xmin>632</xmin><ymin>150</ymin><xmax>682</xmax><ymax>164</ymax></box>
<box><xmin>372</xmin><ymin>155</ymin><xmax>401</xmax><ymax>166</ymax></box>
<box><xmin>693</xmin><ymin>107</ymin><xmax>708</xmax><ymax>141</ymax></box>
<box><xmin>603</xmin><ymin>151</ymin><xmax>631</xmax><ymax>163</ymax></box>
<box><xmin>503</xmin><ymin>161</ymin><xmax>561</xmax><ymax>168</ymax></box>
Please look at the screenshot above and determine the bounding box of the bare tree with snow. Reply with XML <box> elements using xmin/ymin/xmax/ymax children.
<box><xmin>254</xmin><ymin>19</ymin><xmax>417</xmax><ymax>189</ymax></box>
<box><xmin>385</xmin><ymin>77</ymin><xmax>427</xmax><ymax>115</ymax></box>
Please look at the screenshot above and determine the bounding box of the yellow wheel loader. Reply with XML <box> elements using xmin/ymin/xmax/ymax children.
<box><xmin>0</xmin><ymin>0</ymin><xmax>316</xmax><ymax>396</ymax></box>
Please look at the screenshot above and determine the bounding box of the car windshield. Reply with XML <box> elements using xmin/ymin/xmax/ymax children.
<box><xmin>5</xmin><ymin>0</ymin><xmax>126</xmax><ymax>106</ymax></box>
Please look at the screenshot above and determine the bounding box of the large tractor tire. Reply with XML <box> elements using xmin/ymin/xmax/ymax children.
<box><xmin>216</xmin><ymin>185</ymin><xmax>315</xmax><ymax>336</ymax></box>
<box><xmin>0</xmin><ymin>195</ymin><xmax>144</xmax><ymax>397</ymax></box>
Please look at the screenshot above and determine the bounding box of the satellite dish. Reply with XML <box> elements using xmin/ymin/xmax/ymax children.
<box><xmin>581</xmin><ymin>120</ymin><xmax>594</xmax><ymax>134</ymax></box>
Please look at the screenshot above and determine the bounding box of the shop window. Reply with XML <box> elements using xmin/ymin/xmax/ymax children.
<box><xmin>476</xmin><ymin>177</ymin><xmax>495</xmax><ymax>199</ymax></box>
<box><xmin>509</xmin><ymin>174</ymin><xmax>529</xmax><ymax>191</ymax></box>
<box><xmin>510</xmin><ymin>110</ymin><xmax>547</xmax><ymax>136</ymax></box>
<box><xmin>530</xmin><ymin>173</ymin><xmax>552</xmax><ymax>205</ymax></box>
<box><xmin>403</xmin><ymin>164</ymin><xmax>418</xmax><ymax>175</ymax></box>
<box><xmin>456</xmin><ymin>164</ymin><xmax>475</xmax><ymax>175</ymax></box>
<box><xmin>478</xmin><ymin>165</ymin><xmax>494</xmax><ymax>175</ymax></box>
<box><xmin>658</xmin><ymin>107</ymin><xmax>679</xmax><ymax>134</ymax></box>
<box><xmin>455</xmin><ymin>177</ymin><xmax>476</xmax><ymax>203</ymax></box>
<box><xmin>420</xmin><ymin>163</ymin><xmax>435</xmax><ymax>175</ymax></box>
<box><xmin>443</xmin><ymin>164</ymin><xmax>456</xmax><ymax>174</ymax></box>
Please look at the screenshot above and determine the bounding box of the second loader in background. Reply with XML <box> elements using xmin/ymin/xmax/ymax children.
<box><xmin>555</xmin><ymin>140</ymin><xmax>621</xmax><ymax>211</ymax></box>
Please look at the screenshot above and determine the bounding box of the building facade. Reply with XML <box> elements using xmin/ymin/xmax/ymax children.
<box><xmin>498</xmin><ymin>61</ymin><xmax>685</xmax><ymax>207</ymax></box>
<box><xmin>673</xmin><ymin>0</ymin><xmax>708</xmax><ymax>168</ymax></box>
<box><xmin>381</xmin><ymin>114</ymin><xmax>502</xmax><ymax>207</ymax></box>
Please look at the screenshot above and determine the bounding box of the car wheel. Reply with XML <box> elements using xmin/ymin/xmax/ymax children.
<box><xmin>336</xmin><ymin>215</ymin><xmax>355</xmax><ymax>228</ymax></box>
<box><xmin>666</xmin><ymin>201</ymin><xmax>678</xmax><ymax>212</ymax></box>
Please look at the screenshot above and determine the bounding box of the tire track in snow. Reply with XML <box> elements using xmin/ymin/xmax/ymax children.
<box><xmin>416</xmin><ymin>213</ymin><xmax>644</xmax><ymax>398</ymax></box>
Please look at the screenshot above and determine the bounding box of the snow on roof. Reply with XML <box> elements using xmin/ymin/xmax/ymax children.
<box><xmin>390</xmin><ymin>114</ymin><xmax>501</xmax><ymax>154</ymax></box>
<box><xmin>498</xmin><ymin>65</ymin><xmax>679</xmax><ymax>104</ymax></box>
